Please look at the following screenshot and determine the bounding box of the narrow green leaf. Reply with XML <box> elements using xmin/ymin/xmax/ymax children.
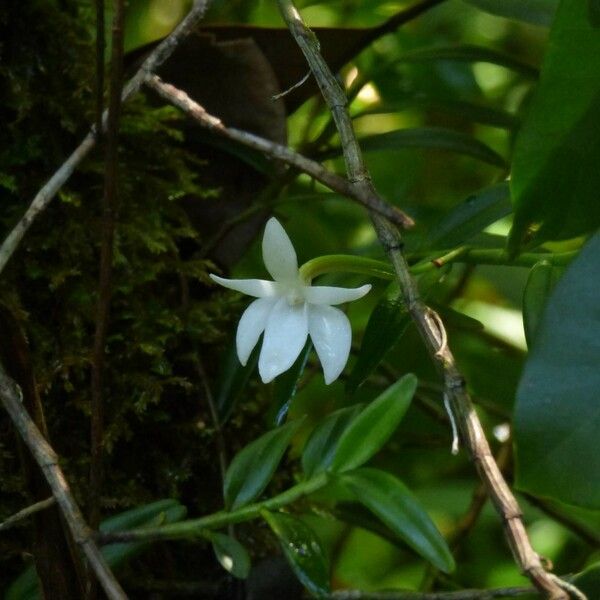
<box><xmin>426</xmin><ymin>183</ymin><xmax>512</xmax><ymax>250</ymax></box>
<box><xmin>272</xmin><ymin>340</ymin><xmax>312</xmax><ymax>425</ymax></box>
<box><xmin>515</xmin><ymin>234</ymin><xmax>600</xmax><ymax>508</ymax></box>
<box><xmin>394</xmin><ymin>44</ymin><xmax>539</xmax><ymax>78</ymax></box>
<box><xmin>210</xmin><ymin>532</ymin><xmax>251</xmax><ymax>579</ymax></box>
<box><xmin>224</xmin><ymin>419</ymin><xmax>303</xmax><ymax>510</ymax></box>
<box><xmin>522</xmin><ymin>261</ymin><xmax>564</xmax><ymax>347</ymax></box>
<box><xmin>347</xmin><ymin>293</ymin><xmax>410</xmax><ymax>392</ymax></box>
<box><xmin>216</xmin><ymin>340</ymin><xmax>259</xmax><ymax>425</ymax></box>
<box><xmin>332</xmin><ymin>374</ymin><xmax>417</xmax><ymax>472</ymax></box>
<box><xmin>99</xmin><ymin>499</ymin><xmax>180</xmax><ymax>532</ymax></box>
<box><xmin>262</xmin><ymin>511</ymin><xmax>330</xmax><ymax>598</ymax></box>
<box><xmin>339</xmin><ymin>468</ymin><xmax>455</xmax><ymax>573</ymax></box>
<box><xmin>509</xmin><ymin>0</ymin><xmax>600</xmax><ymax>253</ymax></box>
<box><xmin>356</xmin><ymin>127</ymin><xmax>507</xmax><ymax>168</ymax></box>
<box><xmin>463</xmin><ymin>0</ymin><xmax>558</xmax><ymax>26</ymax></box>
<box><xmin>301</xmin><ymin>405</ymin><xmax>362</xmax><ymax>478</ymax></box>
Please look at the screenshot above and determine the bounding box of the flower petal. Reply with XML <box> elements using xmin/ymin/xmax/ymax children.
<box><xmin>262</xmin><ymin>218</ymin><xmax>298</xmax><ymax>283</ymax></box>
<box><xmin>304</xmin><ymin>284</ymin><xmax>372</xmax><ymax>305</ymax></box>
<box><xmin>236</xmin><ymin>297</ymin><xmax>278</xmax><ymax>365</ymax></box>
<box><xmin>259</xmin><ymin>298</ymin><xmax>308</xmax><ymax>383</ymax></box>
<box><xmin>210</xmin><ymin>274</ymin><xmax>279</xmax><ymax>298</ymax></box>
<box><xmin>308</xmin><ymin>305</ymin><xmax>351</xmax><ymax>385</ymax></box>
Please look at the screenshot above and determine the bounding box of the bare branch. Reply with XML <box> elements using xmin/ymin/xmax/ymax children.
<box><xmin>329</xmin><ymin>586</ymin><xmax>535</xmax><ymax>599</ymax></box>
<box><xmin>144</xmin><ymin>75</ymin><xmax>413</xmax><ymax>229</ymax></box>
<box><xmin>0</xmin><ymin>363</ymin><xmax>127</xmax><ymax>600</ymax></box>
<box><xmin>0</xmin><ymin>0</ymin><xmax>211</xmax><ymax>275</ymax></box>
<box><xmin>0</xmin><ymin>497</ymin><xmax>55</xmax><ymax>532</ymax></box>
<box><xmin>275</xmin><ymin>2</ymin><xmax>581</xmax><ymax>599</ymax></box>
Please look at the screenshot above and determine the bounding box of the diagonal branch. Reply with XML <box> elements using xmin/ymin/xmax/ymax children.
<box><xmin>0</xmin><ymin>0</ymin><xmax>211</xmax><ymax>276</ymax></box>
<box><xmin>275</xmin><ymin>2</ymin><xmax>581</xmax><ymax>599</ymax></box>
<box><xmin>0</xmin><ymin>363</ymin><xmax>127</xmax><ymax>600</ymax></box>
<box><xmin>145</xmin><ymin>74</ymin><xmax>413</xmax><ymax>229</ymax></box>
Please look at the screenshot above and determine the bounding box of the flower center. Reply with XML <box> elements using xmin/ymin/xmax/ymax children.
<box><xmin>286</xmin><ymin>285</ymin><xmax>305</xmax><ymax>306</ymax></box>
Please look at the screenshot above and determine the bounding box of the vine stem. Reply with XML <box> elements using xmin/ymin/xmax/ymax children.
<box><xmin>275</xmin><ymin>2</ymin><xmax>580</xmax><ymax>599</ymax></box>
<box><xmin>0</xmin><ymin>0</ymin><xmax>211</xmax><ymax>276</ymax></box>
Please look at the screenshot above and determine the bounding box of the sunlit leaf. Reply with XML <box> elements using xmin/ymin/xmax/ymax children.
<box><xmin>224</xmin><ymin>419</ymin><xmax>303</xmax><ymax>509</ymax></box>
<box><xmin>332</xmin><ymin>374</ymin><xmax>417</xmax><ymax>472</ymax></box>
<box><xmin>262</xmin><ymin>511</ymin><xmax>330</xmax><ymax>597</ymax></box>
<box><xmin>339</xmin><ymin>468</ymin><xmax>455</xmax><ymax>573</ymax></box>
<box><xmin>515</xmin><ymin>233</ymin><xmax>600</xmax><ymax>508</ymax></box>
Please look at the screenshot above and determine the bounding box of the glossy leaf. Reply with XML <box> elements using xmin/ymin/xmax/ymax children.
<box><xmin>355</xmin><ymin>127</ymin><xmax>507</xmax><ymax>168</ymax></box>
<box><xmin>339</xmin><ymin>468</ymin><xmax>455</xmax><ymax>573</ymax></box>
<box><xmin>515</xmin><ymin>234</ymin><xmax>600</xmax><ymax>508</ymax></box>
<box><xmin>347</xmin><ymin>293</ymin><xmax>410</xmax><ymax>392</ymax></box>
<box><xmin>331</xmin><ymin>374</ymin><xmax>417</xmax><ymax>472</ymax></box>
<box><xmin>224</xmin><ymin>419</ymin><xmax>303</xmax><ymax>509</ymax></box>
<box><xmin>211</xmin><ymin>532</ymin><xmax>251</xmax><ymax>579</ymax></box>
<box><xmin>262</xmin><ymin>510</ymin><xmax>330</xmax><ymax>597</ymax></box>
<box><xmin>522</xmin><ymin>261</ymin><xmax>564</xmax><ymax>347</ymax></box>
<box><xmin>509</xmin><ymin>0</ymin><xmax>600</xmax><ymax>252</ymax></box>
<box><xmin>463</xmin><ymin>0</ymin><xmax>558</xmax><ymax>26</ymax></box>
<box><xmin>426</xmin><ymin>183</ymin><xmax>512</xmax><ymax>250</ymax></box>
<box><xmin>301</xmin><ymin>404</ymin><xmax>362</xmax><ymax>478</ymax></box>
<box><xmin>572</xmin><ymin>562</ymin><xmax>600</xmax><ymax>598</ymax></box>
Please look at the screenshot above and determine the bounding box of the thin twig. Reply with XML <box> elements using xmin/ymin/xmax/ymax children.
<box><xmin>0</xmin><ymin>363</ymin><xmax>127</xmax><ymax>599</ymax></box>
<box><xmin>0</xmin><ymin>0</ymin><xmax>211</xmax><ymax>275</ymax></box>
<box><xmin>89</xmin><ymin>0</ymin><xmax>124</xmax><ymax>536</ymax></box>
<box><xmin>145</xmin><ymin>74</ymin><xmax>413</xmax><ymax>229</ymax></box>
<box><xmin>0</xmin><ymin>497</ymin><xmax>55</xmax><ymax>532</ymax></box>
<box><xmin>275</xmin><ymin>3</ymin><xmax>579</xmax><ymax>599</ymax></box>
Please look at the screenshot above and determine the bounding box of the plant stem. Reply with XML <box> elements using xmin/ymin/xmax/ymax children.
<box><xmin>97</xmin><ymin>472</ymin><xmax>329</xmax><ymax>544</ymax></box>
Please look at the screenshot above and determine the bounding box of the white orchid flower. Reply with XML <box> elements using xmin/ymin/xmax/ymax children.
<box><xmin>210</xmin><ymin>218</ymin><xmax>371</xmax><ymax>384</ymax></box>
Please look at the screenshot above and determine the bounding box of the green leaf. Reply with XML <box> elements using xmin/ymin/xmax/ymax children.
<box><xmin>262</xmin><ymin>511</ymin><xmax>330</xmax><ymax>597</ymax></box>
<box><xmin>426</xmin><ymin>183</ymin><xmax>512</xmax><ymax>250</ymax></box>
<box><xmin>515</xmin><ymin>233</ymin><xmax>600</xmax><ymax>508</ymax></box>
<box><xmin>216</xmin><ymin>340</ymin><xmax>259</xmax><ymax>425</ymax></box>
<box><xmin>331</xmin><ymin>374</ymin><xmax>417</xmax><ymax>472</ymax></box>
<box><xmin>394</xmin><ymin>44</ymin><xmax>539</xmax><ymax>78</ymax></box>
<box><xmin>522</xmin><ymin>261</ymin><xmax>565</xmax><ymax>347</ymax></box>
<box><xmin>355</xmin><ymin>127</ymin><xmax>507</xmax><ymax>168</ymax></box>
<box><xmin>347</xmin><ymin>293</ymin><xmax>410</xmax><ymax>392</ymax></box>
<box><xmin>271</xmin><ymin>340</ymin><xmax>312</xmax><ymax>425</ymax></box>
<box><xmin>509</xmin><ymin>0</ymin><xmax>600</xmax><ymax>252</ymax></box>
<box><xmin>99</xmin><ymin>499</ymin><xmax>180</xmax><ymax>532</ymax></box>
<box><xmin>301</xmin><ymin>405</ymin><xmax>362</xmax><ymax>478</ymax></box>
<box><xmin>463</xmin><ymin>0</ymin><xmax>558</xmax><ymax>26</ymax></box>
<box><xmin>210</xmin><ymin>532</ymin><xmax>251</xmax><ymax>579</ymax></box>
<box><xmin>224</xmin><ymin>419</ymin><xmax>303</xmax><ymax>509</ymax></box>
<box><xmin>339</xmin><ymin>468</ymin><xmax>455</xmax><ymax>573</ymax></box>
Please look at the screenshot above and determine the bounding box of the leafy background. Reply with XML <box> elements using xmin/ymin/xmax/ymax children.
<box><xmin>0</xmin><ymin>0</ymin><xmax>598</xmax><ymax>597</ymax></box>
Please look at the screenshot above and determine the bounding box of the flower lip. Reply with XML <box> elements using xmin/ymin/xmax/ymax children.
<box><xmin>210</xmin><ymin>217</ymin><xmax>371</xmax><ymax>384</ymax></box>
